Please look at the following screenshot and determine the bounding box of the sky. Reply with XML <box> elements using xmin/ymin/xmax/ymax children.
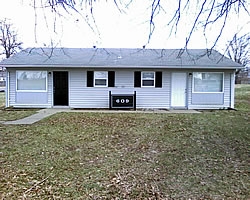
<box><xmin>0</xmin><ymin>0</ymin><xmax>249</xmax><ymax>51</ymax></box>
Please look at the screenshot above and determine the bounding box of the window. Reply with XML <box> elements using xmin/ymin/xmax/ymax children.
<box><xmin>142</xmin><ymin>72</ymin><xmax>155</xmax><ymax>87</ymax></box>
<box><xmin>87</xmin><ymin>71</ymin><xmax>115</xmax><ymax>87</ymax></box>
<box><xmin>193</xmin><ymin>72</ymin><xmax>223</xmax><ymax>93</ymax></box>
<box><xmin>16</xmin><ymin>71</ymin><xmax>47</xmax><ymax>91</ymax></box>
<box><xmin>94</xmin><ymin>71</ymin><xmax>108</xmax><ymax>86</ymax></box>
<box><xmin>134</xmin><ymin>71</ymin><xmax>162</xmax><ymax>88</ymax></box>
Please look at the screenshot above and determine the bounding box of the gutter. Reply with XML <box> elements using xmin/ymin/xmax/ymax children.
<box><xmin>1</xmin><ymin>65</ymin><xmax>243</xmax><ymax>70</ymax></box>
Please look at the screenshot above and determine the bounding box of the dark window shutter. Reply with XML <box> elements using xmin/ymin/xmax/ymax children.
<box><xmin>108</xmin><ymin>71</ymin><xmax>115</xmax><ymax>87</ymax></box>
<box><xmin>134</xmin><ymin>71</ymin><xmax>141</xmax><ymax>87</ymax></box>
<box><xmin>87</xmin><ymin>71</ymin><xmax>93</xmax><ymax>87</ymax></box>
<box><xmin>155</xmin><ymin>71</ymin><xmax>162</xmax><ymax>88</ymax></box>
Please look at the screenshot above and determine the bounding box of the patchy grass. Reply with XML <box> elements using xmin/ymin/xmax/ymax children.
<box><xmin>235</xmin><ymin>84</ymin><xmax>250</xmax><ymax>111</ymax></box>
<box><xmin>0</xmin><ymin>93</ymin><xmax>38</xmax><ymax>121</ymax></box>
<box><xmin>0</xmin><ymin>115</ymin><xmax>249</xmax><ymax>198</ymax></box>
<box><xmin>0</xmin><ymin>92</ymin><xmax>4</xmax><ymax>108</ymax></box>
<box><xmin>0</xmin><ymin>85</ymin><xmax>249</xmax><ymax>199</ymax></box>
<box><xmin>0</xmin><ymin>109</ymin><xmax>38</xmax><ymax>121</ymax></box>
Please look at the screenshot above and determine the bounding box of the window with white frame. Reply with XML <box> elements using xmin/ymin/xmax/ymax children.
<box><xmin>193</xmin><ymin>72</ymin><xmax>224</xmax><ymax>92</ymax></box>
<box><xmin>16</xmin><ymin>71</ymin><xmax>47</xmax><ymax>91</ymax></box>
<box><xmin>94</xmin><ymin>71</ymin><xmax>108</xmax><ymax>87</ymax></box>
<box><xmin>142</xmin><ymin>72</ymin><xmax>155</xmax><ymax>87</ymax></box>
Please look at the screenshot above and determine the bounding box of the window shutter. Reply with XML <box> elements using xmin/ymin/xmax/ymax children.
<box><xmin>155</xmin><ymin>71</ymin><xmax>162</xmax><ymax>88</ymax></box>
<box><xmin>87</xmin><ymin>71</ymin><xmax>93</xmax><ymax>87</ymax></box>
<box><xmin>134</xmin><ymin>71</ymin><xmax>141</xmax><ymax>87</ymax></box>
<box><xmin>108</xmin><ymin>71</ymin><xmax>115</xmax><ymax>87</ymax></box>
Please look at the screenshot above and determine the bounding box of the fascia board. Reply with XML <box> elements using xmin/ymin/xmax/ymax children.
<box><xmin>2</xmin><ymin>64</ymin><xmax>242</xmax><ymax>70</ymax></box>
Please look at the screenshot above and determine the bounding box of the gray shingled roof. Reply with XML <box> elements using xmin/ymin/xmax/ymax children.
<box><xmin>0</xmin><ymin>48</ymin><xmax>242</xmax><ymax>69</ymax></box>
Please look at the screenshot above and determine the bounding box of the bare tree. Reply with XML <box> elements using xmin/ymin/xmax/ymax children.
<box><xmin>227</xmin><ymin>33</ymin><xmax>250</xmax><ymax>67</ymax></box>
<box><xmin>226</xmin><ymin>33</ymin><xmax>250</xmax><ymax>83</ymax></box>
<box><xmin>30</xmin><ymin>0</ymin><xmax>249</xmax><ymax>48</ymax></box>
<box><xmin>0</xmin><ymin>19</ymin><xmax>23</xmax><ymax>59</ymax></box>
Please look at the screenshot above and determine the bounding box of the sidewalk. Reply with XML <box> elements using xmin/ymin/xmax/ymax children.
<box><xmin>3</xmin><ymin>109</ymin><xmax>61</xmax><ymax>125</ymax></box>
<box><xmin>2</xmin><ymin>108</ymin><xmax>200</xmax><ymax>125</ymax></box>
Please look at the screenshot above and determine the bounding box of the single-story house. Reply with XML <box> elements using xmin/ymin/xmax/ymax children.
<box><xmin>0</xmin><ymin>48</ymin><xmax>242</xmax><ymax>109</ymax></box>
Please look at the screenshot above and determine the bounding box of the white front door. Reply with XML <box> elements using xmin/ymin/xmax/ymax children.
<box><xmin>171</xmin><ymin>73</ymin><xmax>187</xmax><ymax>107</ymax></box>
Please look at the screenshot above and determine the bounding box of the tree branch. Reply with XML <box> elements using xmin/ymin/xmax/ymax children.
<box><xmin>0</xmin><ymin>19</ymin><xmax>22</xmax><ymax>58</ymax></box>
<box><xmin>148</xmin><ymin>0</ymin><xmax>163</xmax><ymax>43</ymax></box>
<box><xmin>26</xmin><ymin>0</ymin><xmax>250</xmax><ymax>49</ymax></box>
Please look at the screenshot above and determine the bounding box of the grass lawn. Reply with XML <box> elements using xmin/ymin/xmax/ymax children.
<box><xmin>0</xmin><ymin>92</ymin><xmax>4</xmax><ymax>107</ymax></box>
<box><xmin>0</xmin><ymin>86</ymin><xmax>249</xmax><ymax>199</ymax></box>
<box><xmin>0</xmin><ymin>93</ymin><xmax>38</xmax><ymax>121</ymax></box>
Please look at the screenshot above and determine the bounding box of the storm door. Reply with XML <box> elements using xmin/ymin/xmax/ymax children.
<box><xmin>53</xmin><ymin>71</ymin><xmax>69</xmax><ymax>106</ymax></box>
<box><xmin>171</xmin><ymin>72</ymin><xmax>187</xmax><ymax>108</ymax></box>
